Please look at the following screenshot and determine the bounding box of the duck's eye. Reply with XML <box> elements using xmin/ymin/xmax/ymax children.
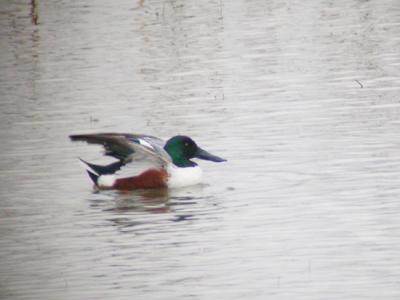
<box><xmin>184</xmin><ymin>142</ymin><xmax>189</xmax><ymax>147</ymax></box>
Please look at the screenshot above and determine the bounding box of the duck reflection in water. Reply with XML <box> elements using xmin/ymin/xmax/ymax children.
<box><xmin>103</xmin><ymin>188</ymin><xmax>172</xmax><ymax>214</ymax></box>
<box><xmin>93</xmin><ymin>185</ymin><xmax>202</xmax><ymax>226</ymax></box>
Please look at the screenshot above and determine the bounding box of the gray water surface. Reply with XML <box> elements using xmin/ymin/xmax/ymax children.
<box><xmin>1</xmin><ymin>0</ymin><xmax>400</xmax><ymax>299</ymax></box>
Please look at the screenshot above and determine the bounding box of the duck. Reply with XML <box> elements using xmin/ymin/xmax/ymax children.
<box><xmin>69</xmin><ymin>133</ymin><xmax>226</xmax><ymax>190</ymax></box>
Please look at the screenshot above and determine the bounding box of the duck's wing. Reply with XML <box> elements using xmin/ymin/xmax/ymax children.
<box><xmin>69</xmin><ymin>133</ymin><xmax>172</xmax><ymax>166</ymax></box>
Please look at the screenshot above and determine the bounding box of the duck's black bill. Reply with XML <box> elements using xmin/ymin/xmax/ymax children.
<box><xmin>195</xmin><ymin>148</ymin><xmax>226</xmax><ymax>162</ymax></box>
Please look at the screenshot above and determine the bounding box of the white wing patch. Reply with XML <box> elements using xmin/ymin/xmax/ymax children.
<box><xmin>125</xmin><ymin>138</ymin><xmax>172</xmax><ymax>167</ymax></box>
<box><xmin>138</xmin><ymin>138</ymin><xmax>154</xmax><ymax>150</ymax></box>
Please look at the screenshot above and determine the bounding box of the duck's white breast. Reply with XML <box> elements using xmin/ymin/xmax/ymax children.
<box><xmin>167</xmin><ymin>165</ymin><xmax>203</xmax><ymax>188</ymax></box>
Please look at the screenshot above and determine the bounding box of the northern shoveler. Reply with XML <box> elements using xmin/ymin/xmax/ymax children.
<box><xmin>69</xmin><ymin>133</ymin><xmax>226</xmax><ymax>190</ymax></box>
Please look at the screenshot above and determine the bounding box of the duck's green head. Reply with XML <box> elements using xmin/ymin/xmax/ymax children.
<box><xmin>164</xmin><ymin>135</ymin><xmax>226</xmax><ymax>167</ymax></box>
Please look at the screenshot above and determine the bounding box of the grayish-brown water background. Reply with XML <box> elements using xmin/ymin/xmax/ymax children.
<box><xmin>1</xmin><ymin>0</ymin><xmax>400</xmax><ymax>299</ymax></box>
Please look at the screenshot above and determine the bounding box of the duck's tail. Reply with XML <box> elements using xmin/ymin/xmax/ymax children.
<box><xmin>79</xmin><ymin>158</ymin><xmax>123</xmax><ymax>187</ymax></box>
